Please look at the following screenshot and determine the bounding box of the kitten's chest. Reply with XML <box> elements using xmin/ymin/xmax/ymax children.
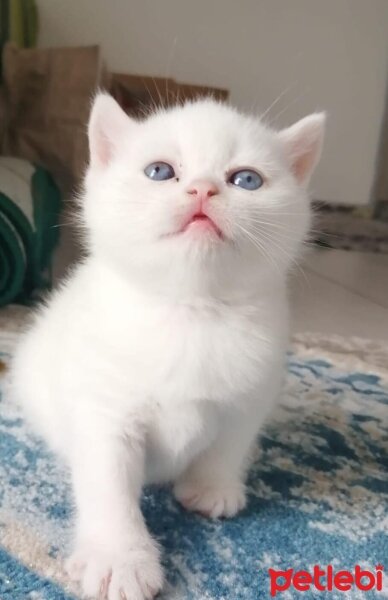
<box><xmin>144</xmin><ymin>400</ymin><xmax>218</xmax><ymax>483</ymax></box>
<box><xmin>114</xmin><ymin>300</ymin><xmax>277</xmax><ymax>402</ymax></box>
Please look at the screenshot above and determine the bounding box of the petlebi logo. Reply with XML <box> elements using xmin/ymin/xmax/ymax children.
<box><xmin>268</xmin><ymin>564</ymin><xmax>384</xmax><ymax>596</ymax></box>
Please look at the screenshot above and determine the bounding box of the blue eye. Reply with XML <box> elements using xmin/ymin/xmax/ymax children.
<box><xmin>228</xmin><ymin>169</ymin><xmax>263</xmax><ymax>190</ymax></box>
<box><xmin>144</xmin><ymin>162</ymin><xmax>175</xmax><ymax>181</ymax></box>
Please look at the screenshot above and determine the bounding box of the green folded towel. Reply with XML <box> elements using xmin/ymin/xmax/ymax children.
<box><xmin>0</xmin><ymin>157</ymin><xmax>62</xmax><ymax>306</ymax></box>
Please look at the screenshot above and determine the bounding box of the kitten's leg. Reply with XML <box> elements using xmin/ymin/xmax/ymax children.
<box><xmin>65</xmin><ymin>412</ymin><xmax>163</xmax><ymax>600</ymax></box>
<box><xmin>174</xmin><ymin>406</ymin><xmax>264</xmax><ymax>519</ymax></box>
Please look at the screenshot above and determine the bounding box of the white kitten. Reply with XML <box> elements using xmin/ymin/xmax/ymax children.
<box><xmin>11</xmin><ymin>95</ymin><xmax>325</xmax><ymax>600</ymax></box>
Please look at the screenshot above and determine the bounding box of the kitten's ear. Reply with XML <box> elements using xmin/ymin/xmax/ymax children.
<box><xmin>88</xmin><ymin>93</ymin><xmax>135</xmax><ymax>169</ymax></box>
<box><xmin>278</xmin><ymin>113</ymin><xmax>326</xmax><ymax>185</ymax></box>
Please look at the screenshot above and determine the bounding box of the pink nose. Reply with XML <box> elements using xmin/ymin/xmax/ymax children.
<box><xmin>187</xmin><ymin>180</ymin><xmax>219</xmax><ymax>202</ymax></box>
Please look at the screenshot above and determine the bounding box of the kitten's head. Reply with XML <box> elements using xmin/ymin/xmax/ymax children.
<box><xmin>83</xmin><ymin>94</ymin><xmax>325</xmax><ymax>295</ymax></box>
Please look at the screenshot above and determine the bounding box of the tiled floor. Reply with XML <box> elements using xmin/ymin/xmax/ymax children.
<box><xmin>290</xmin><ymin>248</ymin><xmax>388</xmax><ymax>341</ymax></box>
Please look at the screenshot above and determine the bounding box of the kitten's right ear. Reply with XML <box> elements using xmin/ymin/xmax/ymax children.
<box><xmin>88</xmin><ymin>93</ymin><xmax>134</xmax><ymax>169</ymax></box>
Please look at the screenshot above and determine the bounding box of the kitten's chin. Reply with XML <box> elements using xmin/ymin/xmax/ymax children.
<box><xmin>183</xmin><ymin>218</ymin><xmax>224</xmax><ymax>239</ymax></box>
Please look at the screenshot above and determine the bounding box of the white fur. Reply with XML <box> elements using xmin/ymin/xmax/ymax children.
<box><xmin>11</xmin><ymin>96</ymin><xmax>325</xmax><ymax>600</ymax></box>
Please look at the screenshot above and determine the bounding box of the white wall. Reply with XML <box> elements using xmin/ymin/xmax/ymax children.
<box><xmin>36</xmin><ymin>0</ymin><xmax>388</xmax><ymax>206</ymax></box>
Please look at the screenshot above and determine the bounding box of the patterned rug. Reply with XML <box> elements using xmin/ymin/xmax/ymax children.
<box><xmin>0</xmin><ymin>308</ymin><xmax>387</xmax><ymax>599</ymax></box>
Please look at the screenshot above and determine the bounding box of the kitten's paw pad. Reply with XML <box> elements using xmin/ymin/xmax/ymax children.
<box><xmin>174</xmin><ymin>481</ymin><xmax>246</xmax><ymax>518</ymax></box>
<box><xmin>66</xmin><ymin>543</ymin><xmax>163</xmax><ymax>600</ymax></box>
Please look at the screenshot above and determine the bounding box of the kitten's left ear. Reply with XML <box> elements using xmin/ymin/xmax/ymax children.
<box><xmin>88</xmin><ymin>92</ymin><xmax>135</xmax><ymax>169</ymax></box>
<box><xmin>278</xmin><ymin>113</ymin><xmax>326</xmax><ymax>185</ymax></box>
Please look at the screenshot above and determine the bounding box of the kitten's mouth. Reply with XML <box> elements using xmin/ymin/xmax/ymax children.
<box><xmin>180</xmin><ymin>212</ymin><xmax>223</xmax><ymax>239</ymax></box>
<box><xmin>162</xmin><ymin>211</ymin><xmax>224</xmax><ymax>240</ymax></box>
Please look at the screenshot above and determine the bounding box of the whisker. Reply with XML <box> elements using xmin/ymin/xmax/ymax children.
<box><xmin>238</xmin><ymin>221</ymin><xmax>308</xmax><ymax>281</ymax></box>
<box><xmin>267</xmin><ymin>87</ymin><xmax>311</xmax><ymax>127</ymax></box>
<box><xmin>237</xmin><ymin>214</ymin><xmax>335</xmax><ymax>241</ymax></box>
<box><xmin>236</xmin><ymin>206</ymin><xmax>312</xmax><ymax>217</ymax></box>
<box><xmin>151</xmin><ymin>77</ymin><xmax>165</xmax><ymax>110</ymax></box>
<box><xmin>241</xmin><ymin>221</ymin><xmax>301</xmax><ymax>247</ymax></box>
<box><xmin>140</xmin><ymin>78</ymin><xmax>160</xmax><ymax>113</ymax></box>
<box><xmin>235</xmin><ymin>223</ymin><xmax>282</xmax><ymax>275</ymax></box>
<box><xmin>237</xmin><ymin>215</ymin><xmax>311</xmax><ymax>239</ymax></box>
<box><xmin>260</xmin><ymin>83</ymin><xmax>295</xmax><ymax>122</ymax></box>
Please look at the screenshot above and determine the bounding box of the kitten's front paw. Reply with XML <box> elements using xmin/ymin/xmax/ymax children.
<box><xmin>66</xmin><ymin>539</ymin><xmax>163</xmax><ymax>600</ymax></box>
<box><xmin>174</xmin><ymin>480</ymin><xmax>247</xmax><ymax>518</ymax></box>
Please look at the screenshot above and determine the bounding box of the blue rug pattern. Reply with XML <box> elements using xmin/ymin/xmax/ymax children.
<box><xmin>0</xmin><ymin>348</ymin><xmax>387</xmax><ymax>599</ymax></box>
